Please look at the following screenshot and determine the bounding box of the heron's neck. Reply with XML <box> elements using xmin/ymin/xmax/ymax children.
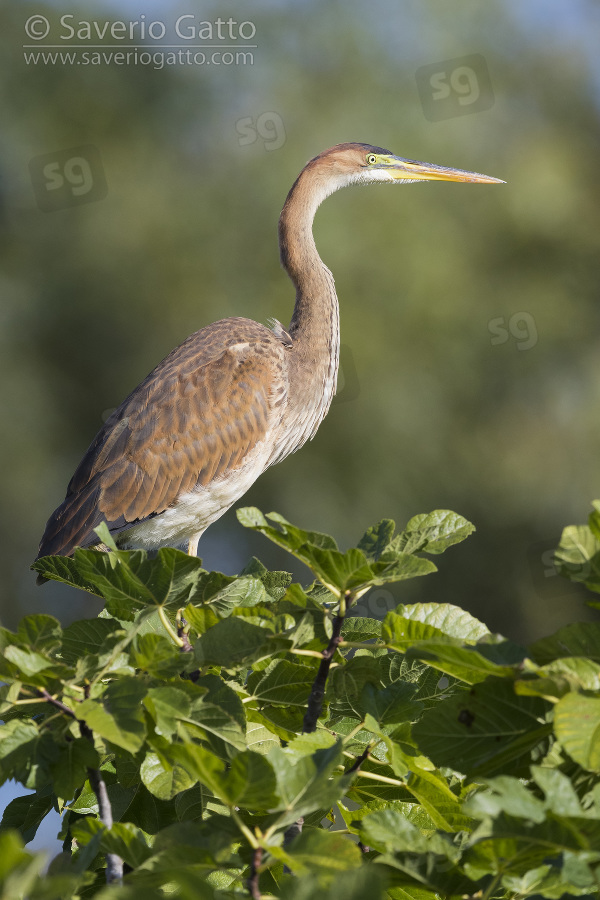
<box><xmin>278</xmin><ymin>165</ymin><xmax>340</xmax><ymax>366</ymax></box>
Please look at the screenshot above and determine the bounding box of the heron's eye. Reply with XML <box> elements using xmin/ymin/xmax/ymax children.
<box><xmin>367</xmin><ymin>154</ymin><xmax>377</xmax><ymax>165</ymax></box>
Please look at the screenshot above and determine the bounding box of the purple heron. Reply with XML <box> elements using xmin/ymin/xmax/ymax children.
<box><xmin>35</xmin><ymin>143</ymin><xmax>502</xmax><ymax>572</ymax></box>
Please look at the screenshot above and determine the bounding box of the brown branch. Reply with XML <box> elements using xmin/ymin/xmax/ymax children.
<box><xmin>35</xmin><ymin>688</ymin><xmax>78</xmax><ymax>719</ymax></box>
<box><xmin>246</xmin><ymin>845</ymin><xmax>263</xmax><ymax>899</ymax></box>
<box><xmin>35</xmin><ymin>686</ymin><xmax>123</xmax><ymax>884</ymax></box>
<box><xmin>346</xmin><ymin>745</ymin><xmax>370</xmax><ymax>774</ymax></box>
<box><xmin>302</xmin><ymin>591</ymin><xmax>353</xmax><ymax>733</ymax></box>
<box><xmin>80</xmin><ymin>687</ymin><xmax>124</xmax><ymax>885</ymax></box>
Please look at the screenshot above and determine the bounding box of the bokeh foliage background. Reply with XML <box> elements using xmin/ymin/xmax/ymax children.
<box><xmin>1</xmin><ymin>0</ymin><xmax>600</xmax><ymax>641</ymax></box>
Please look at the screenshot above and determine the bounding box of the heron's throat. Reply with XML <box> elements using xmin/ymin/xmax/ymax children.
<box><xmin>277</xmin><ymin>162</ymin><xmax>341</xmax><ymax>432</ymax></box>
<box><xmin>278</xmin><ymin>164</ymin><xmax>341</xmax><ymax>341</ymax></box>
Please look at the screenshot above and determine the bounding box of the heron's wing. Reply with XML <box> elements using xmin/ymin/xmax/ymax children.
<box><xmin>36</xmin><ymin>320</ymin><xmax>287</xmax><ymax>558</ymax></box>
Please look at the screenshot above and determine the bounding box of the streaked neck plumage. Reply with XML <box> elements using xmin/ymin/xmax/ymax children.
<box><xmin>278</xmin><ymin>161</ymin><xmax>341</xmax><ymax>441</ymax></box>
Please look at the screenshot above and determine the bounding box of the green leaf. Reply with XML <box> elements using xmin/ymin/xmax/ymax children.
<box><xmin>272</xmin><ymin>828</ymin><xmax>362</xmax><ymax>874</ymax></box>
<box><xmin>554</xmin><ymin>523</ymin><xmax>600</xmax><ymax>593</ymax></box>
<box><xmin>530</xmin><ymin>622</ymin><xmax>600</xmax><ymax>665</ymax></box>
<box><xmin>384</xmin><ymin>602</ymin><xmax>489</xmax><ymax>644</ymax></box>
<box><xmin>30</xmin><ymin>553</ymin><xmax>104</xmax><ymax>596</ymax></box>
<box><xmin>392</xmin><ymin>510</ymin><xmax>475</xmax><ymax>555</ymax></box>
<box><xmin>240</xmin><ymin>556</ymin><xmax>292</xmax><ymax>600</ymax></box>
<box><xmin>268</xmin><ymin>740</ymin><xmax>352</xmax><ymax>828</ymax></box>
<box><xmin>194</xmin><ymin>617</ymin><xmax>273</xmax><ymax>666</ymax></box>
<box><xmin>278</xmin><ymin>867</ymin><xmax>386</xmax><ymax>900</ymax></box>
<box><xmin>16</xmin><ymin>616</ymin><xmax>62</xmax><ymax>653</ymax></box>
<box><xmin>2</xmin><ymin>646</ymin><xmax>70</xmax><ymax>685</ymax></box>
<box><xmin>72</xmin><ymin>817</ymin><xmax>153</xmax><ymax>869</ymax></box>
<box><xmin>78</xmin><ymin>676</ymin><xmax>147</xmax><ymax>753</ymax></box>
<box><xmin>51</xmin><ymin>737</ymin><xmax>99</xmax><ymax>799</ymax></box>
<box><xmin>144</xmin><ymin>687</ymin><xmax>192</xmax><ymax>738</ymax></box>
<box><xmin>132</xmin><ymin>632</ymin><xmax>190</xmax><ymax>677</ymax></box>
<box><xmin>0</xmin><ymin>789</ymin><xmax>54</xmax><ymax>843</ymax></box>
<box><xmin>0</xmin><ymin>720</ymin><xmax>40</xmax><ymax>785</ymax></box>
<box><xmin>464</xmin><ymin>775</ymin><xmax>547</xmax><ymax>823</ymax></box>
<box><xmin>173</xmin><ymin>743</ymin><xmax>278</xmax><ymax>809</ymax></box>
<box><xmin>247</xmin><ymin>659</ymin><xmax>314</xmax><ymax>707</ymax></box>
<box><xmin>341</xmin><ymin>616</ymin><xmax>382</xmax><ymax>642</ymax></box>
<box><xmin>554</xmin><ymin>692</ymin><xmax>600</xmax><ymax>771</ymax></box>
<box><xmin>238</xmin><ymin>508</ymin><xmax>436</xmax><ymax>594</ymax></box>
<box><xmin>358</xmin><ymin>807</ymin><xmax>458</xmax><ymax>858</ymax></box>
<box><xmin>406</xmin><ymin>638</ymin><xmax>524</xmax><ymax>685</ymax></box>
<box><xmin>73</xmin><ymin>546</ymin><xmax>205</xmax><ymax>619</ymax></box>
<box><xmin>140</xmin><ymin>752</ymin><xmax>196</xmax><ymax>800</ymax></box>
<box><xmin>60</xmin><ymin>617</ymin><xmax>123</xmax><ymax>664</ymax></box>
<box><xmin>412</xmin><ymin>676</ymin><xmax>552</xmax><ymax>777</ymax></box>
<box><xmin>357</xmin><ymin>519</ymin><xmax>396</xmax><ymax>561</ymax></box>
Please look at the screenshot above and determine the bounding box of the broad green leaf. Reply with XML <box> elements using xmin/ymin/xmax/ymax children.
<box><xmin>140</xmin><ymin>752</ymin><xmax>196</xmax><ymax>800</ymax></box>
<box><xmin>199</xmin><ymin>575</ymin><xmax>269</xmax><ymax>615</ymax></box>
<box><xmin>268</xmin><ymin>740</ymin><xmax>351</xmax><ymax>828</ymax></box>
<box><xmin>238</xmin><ymin>509</ymin><xmax>436</xmax><ymax>594</ymax></box>
<box><xmin>246</xmin><ymin>659</ymin><xmax>314</xmax><ymax>707</ymax></box>
<box><xmin>0</xmin><ymin>789</ymin><xmax>54</xmax><ymax>843</ymax></box>
<box><xmin>194</xmin><ymin>617</ymin><xmax>273</xmax><ymax>666</ymax></box>
<box><xmin>385</xmin><ymin>603</ymin><xmax>489</xmax><ymax>642</ymax></box>
<box><xmin>72</xmin><ymin>817</ymin><xmax>153</xmax><ymax>869</ymax></box>
<box><xmin>554</xmin><ymin>523</ymin><xmax>600</xmax><ymax>593</ymax></box>
<box><xmin>185</xmin><ymin>694</ymin><xmax>247</xmax><ymax>754</ymax></box>
<box><xmin>144</xmin><ymin>687</ymin><xmax>192</xmax><ymax>737</ymax></box>
<box><xmin>60</xmin><ymin>617</ymin><xmax>124</xmax><ymax>664</ymax></box>
<box><xmin>406</xmin><ymin>639</ymin><xmax>524</xmax><ymax>685</ymax></box>
<box><xmin>278</xmin><ymin>867</ymin><xmax>385</xmax><ymax>900</ymax></box>
<box><xmin>358</xmin><ymin>807</ymin><xmax>458</xmax><ymax>859</ymax></box>
<box><xmin>16</xmin><ymin>616</ymin><xmax>62</xmax><ymax>653</ymax></box>
<box><xmin>132</xmin><ymin>632</ymin><xmax>191</xmax><ymax>677</ymax></box>
<box><xmin>516</xmin><ymin>656</ymin><xmax>600</xmax><ymax>700</ymax></box>
<box><xmin>182</xmin><ymin>603</ymin><xmax>220</xmax><ymax>636</ymax></box>
<box><xmin>341</xmin><ymin>616</ymin><xmax>383</xmax><ymax>642</ymax></box>
<box><xmin>404</xmin><ymin>766</ymin><xmax>472</xmax><ymax>832</ymax></box>
<box><xmin>392</xmin><ymin>510</ymin><xmax>475</xmax><ymax>555</ymax></box>
<box><xmin>51</xmin><ymin>737</ymin><xmax>99</xmax><ymax>799</ymax></box>
<box><xmin>531</xmin><ymin>766</ymin><xmax>584</xmax><ymax>816</ymax></box>
<box><xmin>529</xmin><ymin>622</ymin><xmax>600</xmax><ymax>665</ymax></box>
<box><xmin>73</xmin><ymin>546</ymin><xmax>205</xmax><ymax>619</ymax></box>
<box><xmin>357</xmin><ymin>519</ymin><xmax>396</xmax><ymax>561</ymax></box>
<box><xmin>554</xmin><ymin>692</ymin><xmax>600</xmax><ymax>771</ymax></box>
<box><xmin>412</xmin><ymin>676</ymin><xmax>552</xmax><ymax>777</ymax></box>
<box><xmin>240</xmin><ymin>556</ymin><xmax>292</xmax><ymax>600</ymax></box>
<box><xmin>30</xmin><ymin>553</ymin><xmax>103</xmax><ymax>596</ymax></box>
<box><xmin>464</xmin><ymin>776</ymin><xmax>547</xmax><ymax>823</ymax></box>
<box><xmin>78</xmin><ymin>676</ymin><xmax>147</xmax><ymax>753</ymax></box>
<box><xmin>246</xmin><ymin>719</ymin><xmax>280</xmax><ymax>755</ymax></box>
<box><xmin>173</xmin><ymin>743</ymin><xmax>277</xmax><ymax>809</ymax></box>
<box><xmin>0</xmin><ymin>720</ymin><xmax>40</xmax><ymax>785</ymax></box>
<box><xmin>271</xmin><ymin>828</ymin><xmax>362</xmax><ymax>874</ymax></box>
<box><xmin>237</xmin><ymin>507</ymin><xmax>339</xmax><ymax>553</ymax></box>
<box><xmin>2</xmin><ymin>646</ymin><xmax>70</xmax><ymax>685</ymax></box>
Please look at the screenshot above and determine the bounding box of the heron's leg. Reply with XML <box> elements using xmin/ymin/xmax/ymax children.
<box><xmin>187</xmin><ymin>534</ymin><xmax>200</xmax><ymax>557</ymax></box>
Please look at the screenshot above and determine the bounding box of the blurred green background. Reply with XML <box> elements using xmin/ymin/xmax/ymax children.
<box><xmin>2</xmin><ymin>0</ymin><xmax>599</xmax><ymax>642</ymax></box>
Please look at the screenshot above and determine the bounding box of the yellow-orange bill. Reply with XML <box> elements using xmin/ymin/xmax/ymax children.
<box><xmin>387</xmin><ymin>155</ymin><xmax>504</xmax><ymax>184</ymax></box>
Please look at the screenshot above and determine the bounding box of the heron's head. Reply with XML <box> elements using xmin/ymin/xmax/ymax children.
<box><xmin>307</xmin><ymin>142</ymin><xmax>504</xmax><ymax>189</ymax></box>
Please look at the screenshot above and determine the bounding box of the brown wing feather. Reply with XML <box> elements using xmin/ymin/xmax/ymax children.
<box><xmin>36</xmin><ymin>318</ymin><xmax>288</xmax><ymax>558</ymax></box>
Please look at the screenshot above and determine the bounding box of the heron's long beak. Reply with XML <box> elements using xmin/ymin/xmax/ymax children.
<box><xmin>384</xmin><ymin>155</ymin><xmax>504</xmax><ymax>184</ymax></box>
